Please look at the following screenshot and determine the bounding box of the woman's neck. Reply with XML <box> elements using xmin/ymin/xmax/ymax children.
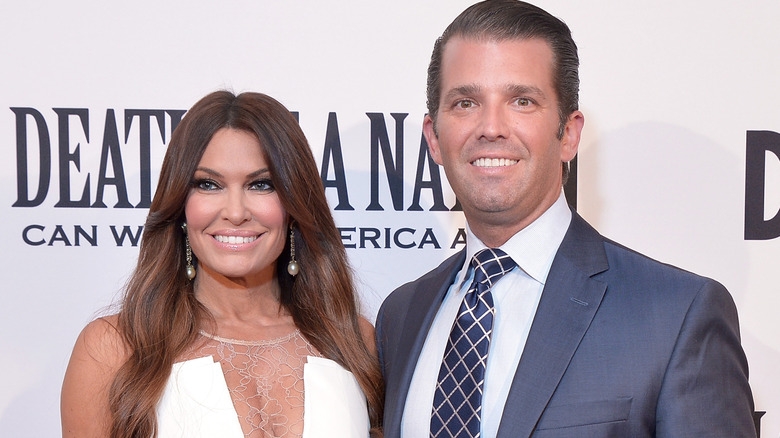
<box><xmin>193</xmin><ymin>267</ymin><xmax>296</xmax><ymax>340</ymax></box>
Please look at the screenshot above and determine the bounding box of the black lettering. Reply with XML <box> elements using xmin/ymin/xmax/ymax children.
<box><xmin>367</xmin><ymin>113</ymin><xmax>406</xmax><ymax>211</ymax></box>
<box><xmin>360</xmin><ymin>228</ymin><xmax>382</xmax><ymax>249</ymax></box>
<box><xmin>12</xmin><ymin>108</ymin><xmax>51</xmax><ymax>207</ymax></box>
<box><xmin>745</xmin><ymin>130</ymin><xmax>780</xmax><ymax>240</ymax></box>
<box><xmin>22</xmin><ymin>224</ymin><xmax>46</xmax><ymax>246</ymax></box>
<box><xmin>394</xmin><ymin>227</ymin><xmax>415</xmax><ymax>249</ymax></box>
<box><xmin>320</xmin><ymin>112</ymin><xmax>354</xmax><ymax>210</ymax></box>
<box><xmin>418</xmin><ymin>228</ymin><xmax>441</xmax><ymax>249</ymax></box>
<box><xmin>53</xmin><ymin>108</ymin><xmax>90</xmax><ymax>207</ymax></box>
<box><xmin>409</xmin><ymin>130</ymin><xmax>448</xmax><ymax>211</ymax></box>
<box><xmin>110</xmin><ymin>225</ymin><xmax>143</xmax><ymax>247</ymax></box>
<box><xmin>450</xmin><ymin>228</ymin><xmax>467</xmax><ymax>249</ymax></box>
<box><xmin>167</xmin><ymin>110</ymin><xmax>186</xmax><ymax>136</ymax></box>
<box><xmin>48</xmin><ymin>225</ymin><xmax>72</xmax><ymax>246</ymax></box>
<box><xmin>125</xmin><ymin>109</ymin><xmax>167</xmax><ymax>208</ymax></box>
<box><xmin>338</xmin><ymin>227</ymin><xmax>356</xmax><ymax>249</ymax></box>
<box><xmin>94</xmin><ymin>109</ymin><xmax>132</xmax><ymax>208</ymax></box>
<box><xmin>451</xmin><ymin>197</ymin><xmax>463</xmax><ymax>212</ymax></box>
<box><xmin>74</xmin><ymin>225</ymin><xmax>98</xmax><ymax>246</ymax></box>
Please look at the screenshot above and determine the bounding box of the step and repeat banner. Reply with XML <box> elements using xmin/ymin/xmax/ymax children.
<box><xmin>2</xmin><ymin>1</ymin><xmax>778</xmax><ymax>436</ymax></box>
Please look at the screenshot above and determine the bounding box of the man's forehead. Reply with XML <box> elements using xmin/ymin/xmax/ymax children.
<box><xmin>440</xmin><ymin>35</ymin><xmax>554</xmax><ymax>66</ymax></box>
<box><xmin>439</xmin><ymin>36</ymin><xmax>556</xmax><ymax>81</ymax></box>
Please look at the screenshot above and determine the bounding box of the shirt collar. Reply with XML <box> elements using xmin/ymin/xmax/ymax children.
<box><xmin>462</xmin><ymin>191</ymin><xmax>572</xmax><ymax>285</ymax></box>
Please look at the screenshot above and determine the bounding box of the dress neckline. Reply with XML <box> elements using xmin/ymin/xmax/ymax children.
<box><xmin>199</xmin><ymin>329</ymin><xmax>301</xmax><ymax>347</ymax></box>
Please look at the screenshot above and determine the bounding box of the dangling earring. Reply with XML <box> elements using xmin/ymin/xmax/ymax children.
<box><xmin>182</xmin><ymin>223</ymin><xmax>196</xmax><ymax>280</ymax></box>
<box><xmin>287</xmin><ymin>225</ymin><xmax>299</xmax><ymax>277</ymax></box>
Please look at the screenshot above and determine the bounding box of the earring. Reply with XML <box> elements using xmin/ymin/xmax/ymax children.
<box><xmin>287</xmin><ymin>226</ymin><xmax>299</xmax><ymax>277</ymax></box>
<box><xmin>182</xmin><ymin>223</ymin><xmax>196</xmax><ymax>280</ymax></box>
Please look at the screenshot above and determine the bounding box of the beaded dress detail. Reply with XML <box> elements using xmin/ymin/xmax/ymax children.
<box><xmin>161</xmin><ymin>329</ymin><xmax>320</xmax><ymax>438</ymax></box>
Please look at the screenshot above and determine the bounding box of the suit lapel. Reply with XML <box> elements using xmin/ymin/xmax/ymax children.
<box><xmin>385</xmin><ymin>250</ymin><xmax>466</xmax><ymax>436</ymax></box>
<box><xmin>497</xmin><ymin>212</ymin><xmax>610</xmax><ymax>438</ymax></box>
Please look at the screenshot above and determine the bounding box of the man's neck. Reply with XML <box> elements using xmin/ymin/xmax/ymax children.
<box><xmin>467</xmin><ymin>192</ymin><xmax>564</xmax><ymax>248</ymax></box>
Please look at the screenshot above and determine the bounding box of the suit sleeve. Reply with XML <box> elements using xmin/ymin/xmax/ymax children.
<box><xmin>655</xmin><ymin>279</ymin><xmax>756</xmax><ymax>437</ymax></box>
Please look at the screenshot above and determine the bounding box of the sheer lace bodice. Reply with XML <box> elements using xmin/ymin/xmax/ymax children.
<box><xmin>157</xmin><ymin>329</ymin><xmax>369</xmax><ymax>438</ymax></box>
<box><xmin>178</xmin><ymin>330</ymin><xmax>322</xmax><ymax>438</ymax></box>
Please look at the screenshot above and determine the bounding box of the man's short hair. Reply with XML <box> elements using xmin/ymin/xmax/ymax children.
<box><xmin>426</xmin><ymin>0</ymin><xmax>580</xmax><ymax>140</ymax></box>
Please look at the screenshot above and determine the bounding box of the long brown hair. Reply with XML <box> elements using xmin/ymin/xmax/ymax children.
<box><xmin>109</xmin><ymin>91</ymin><xmax>383</xmax><ymax>437</ymax></box>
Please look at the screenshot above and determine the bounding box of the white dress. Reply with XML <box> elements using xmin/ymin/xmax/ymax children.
<box><xmin>155</xmin><ymin>330</ymin><xmax>370</xmax><ymax>438</ymax></box>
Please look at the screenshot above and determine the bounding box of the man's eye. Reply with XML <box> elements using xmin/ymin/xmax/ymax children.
<box><xmin>516</xmin><ymin>97</ymin><xmax>532</xmax><ymax>106</ymax></box>
<box><xmin>455</xmin><ymin>100</ymin><xmax>474</xmax><ymax>109</ymax></box>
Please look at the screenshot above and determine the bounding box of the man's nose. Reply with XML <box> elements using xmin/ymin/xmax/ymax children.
<box><xmin>478</xmin><ymin>104</ymin><xmax>510</xmax><ymax>141</ymax></box>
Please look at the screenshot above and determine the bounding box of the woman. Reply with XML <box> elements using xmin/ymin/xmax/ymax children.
<box><xmin>61</xmin><ymin>91</ymin><xmax>383</xmax><ymax>437</ymax></box>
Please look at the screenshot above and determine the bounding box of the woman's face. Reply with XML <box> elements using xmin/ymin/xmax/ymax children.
<box><xmin>184</xmin><ymin>128</ymin><xmax>288</xmax><ymax>284</ymax></box>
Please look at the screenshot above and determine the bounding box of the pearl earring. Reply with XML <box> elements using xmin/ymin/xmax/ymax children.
<box><xmin>182</xmin><ymin>223</ymin><xmax>196</xmax><ymax>280</ymax></box>
<box><xmin>287</xmin><ymin>226</ymin><xmax>299</xmax><ymax>277</ymax></box>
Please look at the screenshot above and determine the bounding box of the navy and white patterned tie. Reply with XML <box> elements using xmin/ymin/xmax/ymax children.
<box><xmin>430</xmin><ymin>248</ymin><xmax>516</xmax><ymax>438</ymax></box>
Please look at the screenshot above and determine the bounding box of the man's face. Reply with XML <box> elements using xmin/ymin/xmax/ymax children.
<box><xmin>424</xmin><ymin>37</ymin><xmax>583</xmax><ymax>246</ymax></box>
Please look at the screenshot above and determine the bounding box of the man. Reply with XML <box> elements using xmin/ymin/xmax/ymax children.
<box><xmin>375</xmin><ymin>1</ymin><xmax>756</xmax><ymax>437</ymax></box>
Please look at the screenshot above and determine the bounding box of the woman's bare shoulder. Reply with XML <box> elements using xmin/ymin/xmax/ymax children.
<box><xmin>61</xmin><ymin>315</ymin><xmax>129</xmax><ymax>437</ymax></box>
<box><xmin>75</xmin><ymin>315</ymin><xmax>128</xmax><ymax>365</ymax></box>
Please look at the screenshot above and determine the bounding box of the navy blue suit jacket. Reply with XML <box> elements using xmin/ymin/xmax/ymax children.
<box><xmin>376</xmin><ymin>211</ymin><xmax>755</xmax><ymax>437</ymax></box>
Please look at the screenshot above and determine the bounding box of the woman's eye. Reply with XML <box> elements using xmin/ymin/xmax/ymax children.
<box><xmin>250</xmin><ymin>179</ymin><xmax>274</xmax><ymax>192</ymax></box>
<box><xmin>195</xmin><ymin>179</ymin><xmax>219</xmax><ymax>191</ymax></box>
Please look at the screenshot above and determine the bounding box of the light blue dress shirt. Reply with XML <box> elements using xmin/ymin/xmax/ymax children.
<box><xmin>401</xmin><ymin>192</ymin><xmax>572</xmax><ymax>438</ymax></box>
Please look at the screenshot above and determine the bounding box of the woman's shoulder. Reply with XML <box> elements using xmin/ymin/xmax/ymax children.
<box><xmin>64</xmin><ymin>315</ymin><xmax>131</xmax><ymax>391</ymax></box>
<box><xmin>75</xmin><ymin>315</ymin><xmax>129</xmax><ymax>366</ymax></box>
<box><xmin>61</xmin><ymin>315</ymin><xmax>129</xmax><ymax>437</ymax></box>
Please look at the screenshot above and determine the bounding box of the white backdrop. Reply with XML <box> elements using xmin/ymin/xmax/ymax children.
<box><xmin>1</xmin><ymin>1</ymin><xmax>778</xmax><ymax>436</ymax></box>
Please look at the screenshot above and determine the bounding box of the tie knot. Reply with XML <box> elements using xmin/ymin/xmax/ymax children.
<box><xmin>471</xmin><ymin>248</ymin><xmax>516</xmax><ymax>290</ymax></box>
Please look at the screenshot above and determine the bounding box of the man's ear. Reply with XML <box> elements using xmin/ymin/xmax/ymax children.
<box><xmin>560</xmin><ymin>110</ymin><xmax>584</xmax><ymax>162</ymax></box>
<box><xmin>423</xmin><ymin>115</ymin><xmax>443</xmax><ymax>165</ymax></box>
